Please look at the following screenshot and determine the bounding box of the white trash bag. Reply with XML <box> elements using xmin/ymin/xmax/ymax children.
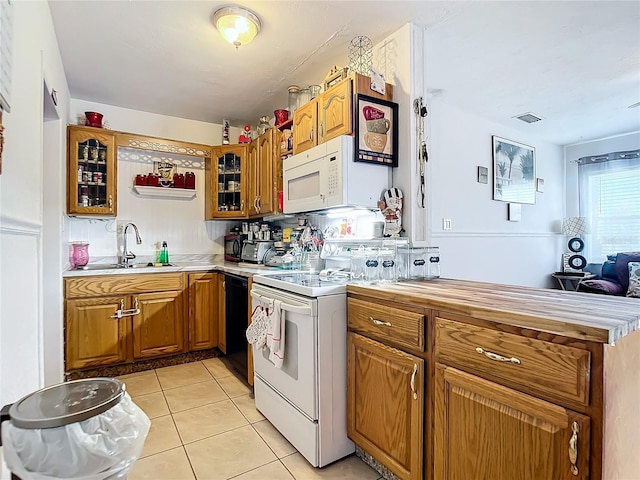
<box><xmin>1</xmin><ymin>392</ymin><xmax>150</xmax><ymax>480</ymax></box>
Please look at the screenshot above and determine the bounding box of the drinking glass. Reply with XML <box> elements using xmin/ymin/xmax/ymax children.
<box><xmin>350</xmin><ymin>249</ymin><xmax>367</xmax><ymax>284</ymax></box>
<box><xmin>426</xmin><ymin>246</ymin><xmax>441</xmax><ymax>279</ymax></box>
<box><xmin>379</xmin><ymin>247</ymin><xmax>397</xmax><ymax>283</ymax></box>
<box><xmin>364</xmin><ymin>248</ymin><xmax>380</xmax><ymax>284</ymax></box>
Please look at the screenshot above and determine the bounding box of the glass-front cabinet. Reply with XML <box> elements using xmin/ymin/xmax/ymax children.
<box><xmin>67</xmin><ymin>126</ymin><xmax>117</xmax><ymax>216</ymax></box>
<box><xmin>206</xmin><ymin>144</ymin><xmax>248</xmax><ymax>219</ymax></box>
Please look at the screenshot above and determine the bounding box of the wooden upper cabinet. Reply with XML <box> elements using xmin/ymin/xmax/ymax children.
<box><xmin>132</xmin><ymin>290</ymin><xmax>186</xmax><ymax>359</ymax></box>
<box><xmin>257</xmin><ymin>128</ymin><xmax>276</xmax><ymax>215</ymax></box>
<box><xmin>65</xmin><ymin>295</ymin><xmax>128</xmax><ymax>370</ymax></box>
<box><xmin>292</xmin><ymin>74</ymin><xmax>393</xmax><ymax>155</ymax></box>
<box><xmin>207</xmin><ymin>144</ymin><xmax>248</xmax><ymax>219</ymax></box>
<box><xmin>292</xmin><ymin>99</ymin><xmax>318</xmax><ymax>154</ymax></box>
<box><xmin>247</xmin><ymin>138</ymin><xmax>259</xmax><ymax>216</ymax></box>
<box><xmin>319</xmin><ymin>77</ymin><xmax>352</xmax><ymax>144</ymax></box>
<box><xmin>434</xmin><ymin>364</ymin><xmax>591</xmax><ymax>480</ymax></box>
<box><xmin>188</xmin><ymin>273</ymin><xmax>218</xmax><ymax>351</ymax></box>
<box><xmin>67</xmin><ymin>126</ymin><xmax>117</xmax><ymax>216</ymax></box>
<box><xmin>348</xmin><ymin>332</ymin><xmax>424</xmax><ymax>480</ymax></box>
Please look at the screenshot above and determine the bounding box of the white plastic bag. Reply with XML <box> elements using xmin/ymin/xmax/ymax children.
<box><xmin>1</xmin><ymin>393</ymin><xmax>150</xmax><ymax>480</ymax></box>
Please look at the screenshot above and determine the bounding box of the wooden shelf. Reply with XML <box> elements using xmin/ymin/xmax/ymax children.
<box><xmin>276</xmin><ymin>118</ymin><xmax>293</xmax><ymax>130</ymax></box>
<box><xmin>133</xmin><ymin>185</ymin><xmax>197</xmax><ymax>199</ymax></box>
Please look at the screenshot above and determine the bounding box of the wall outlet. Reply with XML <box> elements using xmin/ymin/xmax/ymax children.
<box><xmin>443</xmin><ymin>218</ymin><xmax>452</xmax><ymax>231</ymax></box>
<box><xmin>116</xmin><ymin>220</ymin><xmax>132</xmax><ymax>235</ymax></box>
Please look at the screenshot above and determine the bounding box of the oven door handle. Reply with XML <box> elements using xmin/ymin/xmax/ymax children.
<box><xmin>251</xmin><ymin>292</ymin><xmax>313</xmax><ymax>316</ymax></box>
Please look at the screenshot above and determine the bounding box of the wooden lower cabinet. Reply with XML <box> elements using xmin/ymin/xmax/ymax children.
<box><xmin>347</xmin><ymin>332</ymin><xmax>424</xmax><ymax>480</ymax></box>
<box><xmin>66</xmin><ymin>296</ymin><xmax>128</xmax><ymax>370</ymax></box>
<box><xmin>132</xmin><ymin>290</ymin><xmax>186</xmax><ymax>359</ymax></box>
<box><xmin>434</xmin><ymin>364</ymin><xmax>591</xmax><ymax>480</ymax></box>
<box><xmin>188</xmin><ymin>273</ymin><xmax>218</xmax><ymax>350</ymax></box>
<box><xmin>64</xmin><ymin>272</ymin><xmax>218</xmax><ymax>372</ymax></box>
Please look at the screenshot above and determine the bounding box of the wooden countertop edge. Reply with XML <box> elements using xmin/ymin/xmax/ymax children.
<box><xmin>347</xmin><ymin>280</ymin><xmax>640</xmax><ymax>345</ymax></box>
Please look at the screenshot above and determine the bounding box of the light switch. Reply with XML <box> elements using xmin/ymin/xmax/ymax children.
<box><xmin>443</xmin><ymin>218</ymin><xmax>452</xmax><ymax>231</ymax></box>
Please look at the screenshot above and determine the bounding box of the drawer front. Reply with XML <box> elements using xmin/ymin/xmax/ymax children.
<box><xmin>348</xmin><ymin>297</ymin><xmax>425</xmax><ymax>352</ymax></box>
<box><xmin>435</xmin><ymin>317</ymin><xmax>591</xmax><ymax>406</ymax></box>
<box><xmin>65</xmin><ymin>273</ymin><xmax>185</xmax><ymax>298</ymax></box>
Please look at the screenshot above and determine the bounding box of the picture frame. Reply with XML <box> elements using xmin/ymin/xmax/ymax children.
<box><xmin>492</xmin><ymin>136</ymin><xmax>536</xmax><ymax>204</ymax></box>
<box><xmin>477</xmin><ymin>166</ymin><xmax>488</xmax><ymax>184</ymax></box>
<box><xmin>508</xmin><ymin>202</ymin><xmax>522</xmax><ymax>222</ymax></box>
<box><xmin>153</xmin><ymin>160</ymin><xmax>176</xmax><ymax>181</ymax></box>
<box><xmin>354</xmin><ymin>94</ymin><xmax>398</xmax><ymax>167</ymax></box>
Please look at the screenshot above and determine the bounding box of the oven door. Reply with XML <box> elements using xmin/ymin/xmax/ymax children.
<box><xmin>250</xmin><ymin>284</ymin><xmax>318</xmax><ymax>419</ymax></box>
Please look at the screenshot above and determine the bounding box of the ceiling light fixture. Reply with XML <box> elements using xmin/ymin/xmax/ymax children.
<box><xmin>213</xmin><ymin>6</ymin><xmax>261</xmax><ymax>48</ymax></box>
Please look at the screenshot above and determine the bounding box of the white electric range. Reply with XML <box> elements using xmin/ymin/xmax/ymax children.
<box><xmin>250</xmin><ymin>271</ymin><xmax>354</xmax><ymax>468</ymax></box>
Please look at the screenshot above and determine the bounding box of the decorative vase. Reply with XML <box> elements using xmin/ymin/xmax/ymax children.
<box><xmin>71</xmin><ymin>242</ymin><xmax>89</xmax><ymax>268</ymax></box>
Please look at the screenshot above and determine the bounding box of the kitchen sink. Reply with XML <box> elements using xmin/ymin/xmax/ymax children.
<box><xmin>74</xmin><ymin>262</ymin><xmax>175</xmax><ymax>271</ymax></box>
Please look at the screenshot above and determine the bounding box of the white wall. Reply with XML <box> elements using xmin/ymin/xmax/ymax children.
<box><xmin>565</xmin><ymin>131</ymin><xmax>640</xmax><ymax>217</ymax></box>
<box><xmin>0</xmin><ymin>0</ymin><xmax>70</xmax><ymax>408</ymax></box>
<box><xmin>426</xmin><ymin>98</ymin><xmax>565</xmax><ymax>287</ymax></box>
<box><xmin>373</xmin><ymin>24</ymin><xmax>565</xmax><ymax>287</ymax></box>
<box><xmin>67</xmin><ymin>100</ymin><xmax>237</xmax><ymax>261</ymax></box>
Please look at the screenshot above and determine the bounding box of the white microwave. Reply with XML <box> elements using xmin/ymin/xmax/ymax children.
<box><xmin>283</xmin><ymin>136</ymin><xmax>390</xmax><ymax>214</ymax></box>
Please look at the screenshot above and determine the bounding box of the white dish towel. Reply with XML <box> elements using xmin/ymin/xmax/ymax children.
<box><xmin>266</xmin><ymin>299</ymin><xmax>285</xmax><ymax>368</ymax></box>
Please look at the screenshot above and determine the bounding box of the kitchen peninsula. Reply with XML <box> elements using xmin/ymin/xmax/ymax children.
<box><xmin>347</xmin><ymin>279</ymin><xmax>640</xmax><ymax>480</ymax></box>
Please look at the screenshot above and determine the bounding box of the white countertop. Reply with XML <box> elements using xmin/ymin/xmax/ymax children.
<box><xmin>62</xmin><ymin>255</ymin><xmax>280</xmax><ymax>278</ymax></box>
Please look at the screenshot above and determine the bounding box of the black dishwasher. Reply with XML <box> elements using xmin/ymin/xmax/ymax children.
<box><xmin>224</xmin><ymin>273</ymin><xmax>248</xmax><ymax>379</ymax></box>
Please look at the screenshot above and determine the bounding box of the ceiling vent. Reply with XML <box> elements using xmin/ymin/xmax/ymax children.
<box><xmin>513</xmin><ymin>112</ymin><xmax>543</xmax><ymax>123</ymax></box>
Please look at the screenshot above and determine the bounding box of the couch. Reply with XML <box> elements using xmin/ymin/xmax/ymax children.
<box><xmin>577</xmin><ymin>252</ymin><xmax>640</xmax><ymax>297</ymax></box>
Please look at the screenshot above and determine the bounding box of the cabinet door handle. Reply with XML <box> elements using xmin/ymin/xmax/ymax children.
<box><xmin>410</xmin><ymin>363</ymin><xmax>418</xmax><ymax>400</ymax></box>
<box><xmin>475</xmin><ymin>347</ymin><xmax>521</xmax><ymax>365</ymax></box>
<box><xmin>310</xmin><ymin>127</ymin><xmax>314</xmax><ymax>142</ymax></box>
<box><xmin>108</xmin><ymin>195</ymin><xmax>113</xmax><ymax>212</ymax></box>
<box><xmin>257</xmin><ymin>195</ymin><xmax>261</xmax><ymax>213</ymax></box>
<box><xmin>569</xmin><ymin>421</ymin><xmax>579</xmax><ymax>475</ymax></box>
<box><xmin>369</xmin><ymin>317</ymin><xmax>392</xmax><ymax>327</ymax></box>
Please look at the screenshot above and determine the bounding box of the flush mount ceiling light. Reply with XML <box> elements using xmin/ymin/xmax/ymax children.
<box><xmin>213</xmin><ymin>6</ymin><xmax>261</xmax><ymax>48</ymax></box>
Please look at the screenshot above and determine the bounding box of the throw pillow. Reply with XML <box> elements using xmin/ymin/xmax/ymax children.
<box><xmin>614</xmin><ymin>252</ymin><xmax>640</xmax><ymax>292</ymax></box>
<box><xmin>579</xmin><ymin>279</ymin><xmax>624</xmax><ymax>295</ymax></box>
<box><xmin>626</xmin><ymin>262</ymin><xmax>640</xmax><ymax>298</ymax></box>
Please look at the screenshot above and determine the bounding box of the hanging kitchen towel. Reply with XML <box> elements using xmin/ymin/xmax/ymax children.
<box><xmin>266</xmin><ymin>299</ymin><xmax>285</xmax><ymax>368</ymax></box>
<box><xmin>246</xmin><ymin>303</ymin><xmax>270</xmax><ymax>350</ymax></box>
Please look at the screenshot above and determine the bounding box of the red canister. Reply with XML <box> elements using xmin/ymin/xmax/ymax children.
<box><xmin>185</xmin><ymin>172</ymin><xmax>196</xmax><ymax>189</ymax></box>
<box><xmin>135</xmin><ymin>174</ymin><xmax>148</xmax><ymax>186</ymax></box>
<box><xmin>147</xmin><ymin>173</ymin><xmax>159</xmax><ymax>187</ymax></box>
<box><xmin>173</xmin><ymin>173</ymin><xmax>185</xmax><ymax>188</ymax></box>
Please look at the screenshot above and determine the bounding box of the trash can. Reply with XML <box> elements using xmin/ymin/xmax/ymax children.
<box><xmin>0</xmin><ymin>378</ymin><xmax>150</xmax><ymax>480</ymax></box>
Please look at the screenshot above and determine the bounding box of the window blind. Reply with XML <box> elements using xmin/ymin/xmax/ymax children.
<box><xmin>578</xmin><ymin>150</ymin><xmax>640</xmax><ymax>262</ymax></box>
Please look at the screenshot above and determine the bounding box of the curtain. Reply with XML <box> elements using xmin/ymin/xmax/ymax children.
<box><xmin>578</xmin><ymin>150</ymin><xmax>640</xmax><ymax>262</ymax></box>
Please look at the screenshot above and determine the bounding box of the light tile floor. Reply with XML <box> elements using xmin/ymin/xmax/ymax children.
<box><xmin>120</xmin><ymin>358</ymin><xmax>383</xmax><ymax>480</ymax></box>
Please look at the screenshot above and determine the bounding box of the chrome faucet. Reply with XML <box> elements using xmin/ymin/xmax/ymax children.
<box><xmin>121</xmin><ymin>223</ymin><xmax>142</xmax><ymax>267</ymax></box>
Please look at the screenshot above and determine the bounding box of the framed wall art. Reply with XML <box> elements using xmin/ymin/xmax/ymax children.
<box><xmin>354</xmin><ymin>94</ymin><xmax>398</xmax><ymax>167</ymax></box>
<box><xmin>492</xmin><ymin>136</ymin><xmax>536</xmax><ymax>204</ymax></box>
